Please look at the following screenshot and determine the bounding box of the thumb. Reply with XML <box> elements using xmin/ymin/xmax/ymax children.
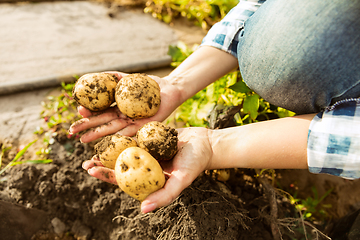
<box><xmin>140</xmin><ymin>170</ymin><xmax>194</xmax><ymax>214</ymax></box>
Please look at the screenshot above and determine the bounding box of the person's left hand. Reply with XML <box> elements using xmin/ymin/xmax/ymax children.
<box><xmin>82</xmin><ymin>127</ymin><xmax>213</xmax><ymax>213</ymax></box>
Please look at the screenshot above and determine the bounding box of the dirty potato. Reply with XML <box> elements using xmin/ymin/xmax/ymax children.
<box><xmin>94</xmin><ymin>134</ymin><xmax>138</xmax><ymax>169</ymax></box>
<box><xmin>115</xmin><ymin>73</ymin><xmax>161</xmax><ymax>119</ymax></box>
<box><xmin>115</xmin><ymin>147</ymin><xmax>165</xmax><ymax>201</ymax></box>
<box><xmin>213</xmin><ymin>169</ymin><xmax>231</xmax><ymax>182</ymax></box>
<box><xmin>136</xmin><ymin>121</ymin><xmax>178</xmax><ymax>161</ymax></box>
<box><xmin>72</xmin><ymin>73</ymin><xmax>117</xmax><ymax>111</ymax></box>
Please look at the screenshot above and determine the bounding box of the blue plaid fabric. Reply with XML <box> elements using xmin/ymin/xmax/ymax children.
<box><xmin>307</xmin><ymin>99</ymin><xmax>360</xmax><ymax>179</ymax></box>
<box><xmin>201</xmin><ymin>0</ymin><xmax>265</xmax><ymax>58</ymax></box>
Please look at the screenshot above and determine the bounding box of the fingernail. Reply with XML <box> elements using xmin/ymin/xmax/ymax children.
<box><xmin>141</xmin><ymin>202</ymin><xmax>157</xmax><ymax>214</ymax></box>
<box><xmin>82</xmin><ymin>162</ymin><xmax>89</xmax><ymax>170</ymax></box>
<box><xmin>87</xmin><ymin>168</ymin><xmax>95</xmax><ymax>175</ymax></box>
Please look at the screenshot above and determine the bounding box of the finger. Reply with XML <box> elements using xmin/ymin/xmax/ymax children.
<box><xmin>82</xmin><ymin>155</ymin><xmax>103</xmax><ymax>170</ymax></box>
<box><xmin>80</xmin><ymin>118</ymin><xmax>134</xmax><ymax>143</ymax></box>
<box><xmin>116</xmin><ymin>123</ymin><xmax>143</xmax><ymax>137</ymax></box>
<box><xmin>87</xmin><ymin>165</ymin><xmax>117</xmax><ymax>185</ymax></box>
<box><xmin>69</xmin><ymin>108</ymin><xmax>127</xmax><ymax>134</ymax></box>
<box><xmin>77</xmin><ymin>105</ymin><xmax>93</xmax><ymax>118</ymax></box>
<box><xmin>104</xmin><ymin>71</ymin><xmax>128</xmax><ymax>81</ymax></box>
<box><xmin>140</xmin><ymin>170</ymin><xmax>194</xmax><ymax>213</ymax></box>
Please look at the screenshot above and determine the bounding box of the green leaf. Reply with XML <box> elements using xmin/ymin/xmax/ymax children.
<box><xmin>0</xmin><ymin>139</ymin><xmax>38</xmax><ymax>176</ymax></box>
<box><xmin>243</xmin><ymin>94</ymin><xmax>260</xmax><ymax>120</ymax></box>
<box><xmin>162</xmin><ymin>14</ymin><xmax>172</xmax><ymax>23</ymax></box>
<box><xmin>10</xmin><ymin>159</ymin><xmax>52</xmax><ymax>166</ymax></box>
<box><xmin>229</xmin><ymin>81</ymin><xmax>251</xmax><ymax>94</ymax></box>
<box><xmin>13</xmin><ymin>139</ymin><xmax>37</xmax><ymax>162</ymax></box>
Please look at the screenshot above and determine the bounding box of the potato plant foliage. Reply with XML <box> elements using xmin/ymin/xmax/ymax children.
<box><xmin>144</xmin><ymin>0</ymin><xmax>239</xmax><ymax>29</ymax></box>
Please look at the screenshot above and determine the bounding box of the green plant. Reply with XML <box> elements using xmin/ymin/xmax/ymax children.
<box><xmin>40</xmin><ymin>82</ymin><xmax>81</xmax><ymax>130</ymax></box>
<box><xmin>291</xmin><ymin>186</ymin><xmax>332</xmax><ymax>221</ymax></box>
<box><xmin>0</xmin><ymin>140</ymin><xmax>52</xmax><ymax>177</ymax></box>
<box><xmin>144</xmin><ymin>0</ymin><xmax>239</xmax><ymax>29</ymax></box>
<box><xmin>279</xmin><ymin>186</ymin><xmax>332</xmax><ymax>223</ymax></box>
<box><xmin>35</xmin><ymin>81</ymin><xmax>81</xmax><ymax>156</ymax></box>
<box><xmin>169</xmin><ymin>42</ymin><xmax>295</xmax><ymax>127</ymax></box>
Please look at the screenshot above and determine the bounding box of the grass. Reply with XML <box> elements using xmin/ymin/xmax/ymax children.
<box><xmin>0</xmin><ymin>140</ymin><xmax>52</xmax><ymax>178</ymax></box>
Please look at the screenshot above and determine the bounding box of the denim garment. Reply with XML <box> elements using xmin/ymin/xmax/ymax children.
<box><xmin>237</xmin><ymin>0</ymin><xmax>360</xmax><ymax>114</ymax></box>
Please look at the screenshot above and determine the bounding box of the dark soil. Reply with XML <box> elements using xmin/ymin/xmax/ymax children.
<box><xmin>1</xmin><ymin>129</ymin><xmax>343</xmax><ymax>240</ymax></box>
<box><xmin>137</xmin><ymin>121</ymin><xmax>178</xmax><ymax>161</ymax></box>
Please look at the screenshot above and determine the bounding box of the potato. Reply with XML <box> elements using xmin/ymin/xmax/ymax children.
<box><xmin>213</xmin><ymin>169</ymin><xmax>231</xmax><ymax>182</ymax></box>
<box><xmin>115</xmin><ymin>73</ymin><xmax>161</xmax><ymax>119</ymax></box>
<box><xmin>136</xmin><ymin>121</ymin><xmax>178</xmax><ymax>161</ymax></box>
<box><xmin>94</xmin><ymin>134</ymin><xmax>138</xmax><ymax>169</ymax></box>
<box><xmin>72</xmin><ymin>73</ymin><xmax>117</xmax><ymax>111</ymax></box>
<box><xmin>115</xmin><ymin>147</ymin><xmax>165</xmax><ymax>201</ymax></box>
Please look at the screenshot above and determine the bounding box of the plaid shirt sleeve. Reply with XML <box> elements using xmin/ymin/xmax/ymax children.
<box><xmin>200</xmin><ymin>0</ymin><xmax>265</xmax><ymax>58</ymax></box>
<box><xmin>307</xmin><ymin>98</ymin><xmax>360</xmax><ymax>180</ymax></box>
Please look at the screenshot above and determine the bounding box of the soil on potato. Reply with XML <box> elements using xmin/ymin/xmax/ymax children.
<box><xmin>137</xmin><ymin>122</ymin><xmax>178</xmax><ymax>161</ymax></box>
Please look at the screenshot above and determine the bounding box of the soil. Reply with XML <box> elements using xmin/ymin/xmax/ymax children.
<box><xmin>137</xmin><ymin>121</ymin><xmax>178</xmax><ymax>161</ymax></box>
<box><xmin>95</xmin><ymin>135</ymin><xmax>137</xmax><ymax>169</ymax></box>
<box><xmin>2</xmin><ymin>124</ymin><xmax>354</xmax><ymax>240</ymax></box>
<box><xmin>0</xmin><ymin>134</ymin><xmax>284</xmax><ymax>240</ymax></box>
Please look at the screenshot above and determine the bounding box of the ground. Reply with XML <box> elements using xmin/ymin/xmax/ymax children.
<box><xmin>1</xmin><ymin>1</ymin><xmax>360</xmax><ymax>240</ymax></box>
<box><xmin>2</xmin><ymin>129</ymin><xmax>360</xmax><ymax>240</ymax></box>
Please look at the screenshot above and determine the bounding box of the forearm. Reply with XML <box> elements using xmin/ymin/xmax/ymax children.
<box><xmin>164</xmin><ymin>46</ymin><xmax>238</xmax><ymax>104</ymax></box>
<box><xmin>208</xmin><ymin>114</ymin><xmax>316</xmax><ymax>170</ymax></box>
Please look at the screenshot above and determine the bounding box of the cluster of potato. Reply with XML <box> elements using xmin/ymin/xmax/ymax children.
<box><xmin>73</xmin><ymin>73</ymin><xmax>177</xmax><ymax>202</ymax></box>
<box><xmin>72</xmin><ymin>72</ymin><xmax>161</xmax><ymax>119</ymax></box>
<box><xmin>94</xmin><ymin>121</ymin><xmax>178</xmax><ymax>201</ymax></box>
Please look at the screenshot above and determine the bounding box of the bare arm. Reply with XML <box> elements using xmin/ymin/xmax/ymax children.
<box><xmin>165</xmin><ymin>46</ymin><xmax>239</xmax><ymax>104</ymax></box>
<box><xmin>208</xmin><ymin>114</ymin><xmax>315</xmax><ymax>170</ymax></box>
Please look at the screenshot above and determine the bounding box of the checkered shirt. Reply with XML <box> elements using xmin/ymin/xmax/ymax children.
<box><xmin>307</xmin><ymin>99</ymin><xmax>360</xmax><ymax>180</ymax></box>
<box><xmin>200</xmin><ymin>0</ymin><xmax>266</xmax><ymax>58</ymax></box>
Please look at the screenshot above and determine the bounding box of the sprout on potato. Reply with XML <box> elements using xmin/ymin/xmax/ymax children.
<box><xmin>115</xmin><ymin>147</ymin><xmax>165</xmax><ymax>201</ymax></box>
<box><xmin>72</xmin><ymin>73</ymin><xmax>118</xmax><ymax>111</ymax></box>
<box><xmin>136</xmin><ymin>121</ymin><xmax>178</xmax><ymax>161</ymax></box>
<box><xmin>94</xmin><ymin>134</ymin><xmax>138</xmax><ymax>169</ymax></box>
<box><xmin>115</xmin><ymin>73</ymin><xmax>161</xmax><ymax>119</ymax></box>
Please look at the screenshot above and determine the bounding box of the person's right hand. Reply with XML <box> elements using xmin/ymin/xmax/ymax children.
<box><xmin>69</xmin><ymin>72</ymin><xmax>182</xmax><ymax>143</ymax></box>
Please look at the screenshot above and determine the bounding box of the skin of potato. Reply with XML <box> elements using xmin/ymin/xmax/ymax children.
<box><xmin>73</xmin><ymin>73</ymin><xmax>117</xmax><ymax>111</ymax></box>
<box><xmin>95</xmin><ymin>134</ymin><xmax>138</xmax><ymax>169</ymax></box>
<box><xmin>114</xmin><ymin>147</ymin><xmax>165</xmax><ymax>202</ymax></box>
<box><xmin>136</xmin><ymin>121</ymin><xmax>178</xmax><ymax>161</ymax></box>
<box><xmin>115</xmin><ymin>73</ymin><xmax>161</xmax><ymax>119</ymax></box>
<box><xmin>213</xmin><ymin>169</ymin><xmax>231</xmax><ymax>182</ymax></box>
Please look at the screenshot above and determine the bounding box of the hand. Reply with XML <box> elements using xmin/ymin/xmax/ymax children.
<box><xmin>69</xmin><ymin>71</ymin><xmax>182</xmax><ymax>143</ymax></box>
<box><xmin>82</xmin><ymin>127</ymin><xmax>213</xmax><ymax>213</ymax></box>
